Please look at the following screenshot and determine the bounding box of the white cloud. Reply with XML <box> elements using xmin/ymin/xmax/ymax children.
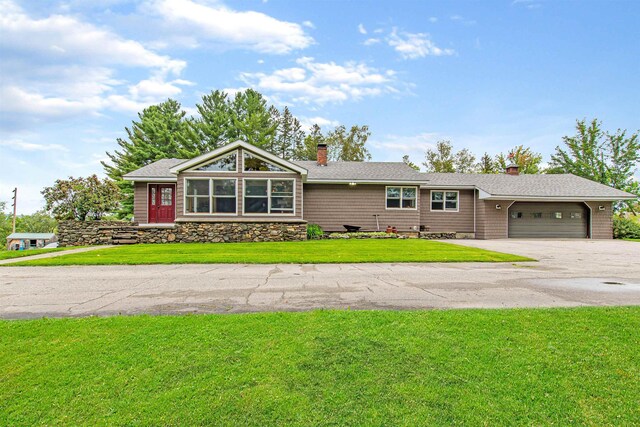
<box><xmin>512</xmin><ymin>0</ymin><xmax>542</xmax><ymax>9</ymax></box>
<box><xmin>299</xmin><ymin>116</ymin><xmax>340</xmax><ymax>130</ymax></box>
<box><xmin>146</xmin><ymin>0</ymin><xmax>314</xmax><ymax>54</ymax></box>
<box><xmin>363</xmin><ymin>38</ymin><xmax>381</xmax><ymax>46</ymax></box>
<box><xmin>387</xmin><ymin>28</ymin><xmax>455</xmax><ymax>59</ymax></box>
<box><xmin>429</xmin><ymin>17</ymin><xmax>438</xmax><ymax>23</ymax></box>
<box><xmin>450</xmin><ymin>15</ymin><xmax>477</xmax><ymax>25</ymax></box>
<box><xmin>0</xmin><ymin>1</ymin><xmax>191</xmax><ymax>124</ymax></box>
<box><xmin>370</xmin><ymin>132</ymin><xmax>441</xmax><ymax>160</ymax></box>
<box><xmin>358</xmin><ymin>23</ymin><xmax>367</xmax><ymax>34</ymax></box>
<box><xmin>0</xmin><ymin>139</ymin><xmax>69</xmax><ymax>152</ymax></box>
<box><xmin>302</xmin><ymin>20</ymin><xmax>315</xmax><ymax>29</ymax></box>
<box><xmin>234</xmin><ymin>57</ymin><xmax>398</xmax><ymax>105</ymax></box>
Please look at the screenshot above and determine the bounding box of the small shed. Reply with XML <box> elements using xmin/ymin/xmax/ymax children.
<box><xmin>6</xmin><ymin>233</ymin><xmax>57</xmax><ymax>251</ymax></box>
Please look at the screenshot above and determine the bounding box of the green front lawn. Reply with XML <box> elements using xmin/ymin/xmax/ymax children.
<box><xmin>0</xmin><ymin>247</ymin><xmax>72</xmax><ymax>261</ymax></box>
<box><xmin>2</xmin><ymin>308</ymin><xmax>638</xmax><ymax>425</ymax></box>
<box><xmin>6</xmin><ymin>239</ymin><xmax>531</xmax><ymax>266</ymax></box>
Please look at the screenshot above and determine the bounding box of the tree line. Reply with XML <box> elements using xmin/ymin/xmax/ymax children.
<box><xmin>103</xmin><ymin>89</ymin><xmax>371</xmax><ymax>217</ymax></box>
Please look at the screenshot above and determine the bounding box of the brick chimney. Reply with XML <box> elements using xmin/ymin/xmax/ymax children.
<box><xmin>505</xmin><ymin>163</ymin><xmax>520</xmax><ymax>175</ymax></box>
<box><xmin>317</xmin><ymin>143</ymin><xmax>328</xmax><ymax>166</ymax></box>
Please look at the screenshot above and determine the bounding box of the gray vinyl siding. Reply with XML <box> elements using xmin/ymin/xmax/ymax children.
<box><xmin>476</xmin><ymin>199</ymin><xmax>513</xmax><ymax>239</ymax></box>
<box><xmin>302</xmin><ymin>184</ymin><xmax>420</xmax><ymax>232</ymax></box>
<box><xmin>508</xmin><ymin>202</ymin><xmax>587</xmax><ymax>238</ymax></box>
<box><xmin>585</xmin><ymin>201</ymin><xmax>613</xmax><ymax>239</ymax></box>
<box><xmin>133</xmin><ymin>182</ymin><xmax>148</xmax><ymax>223</ymax></box>
<box><xmin>420</xmin><ymin>189</ymin><xmax>475</xmax><ymax>232</ymax></box>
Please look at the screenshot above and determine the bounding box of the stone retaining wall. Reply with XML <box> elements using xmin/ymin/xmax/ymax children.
<box><xmin>58</xmin><ymin>220</ymin><xmax>307</xmax><ymax>246</ymax></box>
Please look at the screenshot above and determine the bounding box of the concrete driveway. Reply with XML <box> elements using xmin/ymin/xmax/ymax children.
<box><xmin>1</xmin><ymin>240</ymin><xmax>639</xmax><ymax>319</ymax></box>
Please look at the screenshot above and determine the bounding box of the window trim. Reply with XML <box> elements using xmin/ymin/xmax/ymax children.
<box><xmin>242</xmin><ymin>178</ymin><xmax>296</xmax><ymax>216</ymax></box>
<box><xmin>385</xmin><ymin>186</ymin><xmax>418</xmax><ymax>211</ymax></box>
<box><xmin>430</xmin><ymin>190</ymin><xmax>459</xmax><ymax>212</ymax></box>
<box><xmin>187</xmin><ymin>150</ymin><xmax>238</xmax><ymax>174</ymax></box>
<box><xmin>183</xmin><ymin>177</ymin><xmax>238</xmax><ymax>216</ymax></box>
<box><xmin>242</xmin><ymin>151</ymin><xmax>292</xmax><ymax>174</ymax></box>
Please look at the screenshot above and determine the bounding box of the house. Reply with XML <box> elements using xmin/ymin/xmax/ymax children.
<box><xmin>122</xmin><ymin>140</ymin><xmax>635</xmax><ymax>240</ymax></box>
<box><xmin>6</xmin><ymin>233</ymin><xmax>57</xmax><ymax>250</ymax></box>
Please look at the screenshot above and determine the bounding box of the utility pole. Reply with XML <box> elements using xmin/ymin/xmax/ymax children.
<box><xmin>11</xmin><ymin>187</ymin><xmax>17</xmax><ymax>234</ymax></box>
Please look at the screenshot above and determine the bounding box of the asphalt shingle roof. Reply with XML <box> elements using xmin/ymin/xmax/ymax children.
<box><xmin>122</xmin><ymin>158</ymin><xmax>635</xmax><ymax>199</ymax></box>
<box><xmin>292</xmin><ymin>161</ymin><xmax>424</xmax><ymax>182</ymax></box>
<box><xmin>122</xmin><ymin>158</ymin><xmax>185</xmax><ymax>178</ymax></box>
<box><xmin>423</xmin><ymin>173</ymin><xmax>635</xmax><ymax>199</ymax></box>
<box><xmin>7</xmin><ymin>233</ymin><xmax>56</xmax><ymax>240</ymax></box>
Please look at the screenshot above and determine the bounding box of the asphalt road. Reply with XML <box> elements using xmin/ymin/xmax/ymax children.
<box><xmin>1</xmin><ymin>240</ymin><xmax>639</xmax><ymax>319</ymax></box>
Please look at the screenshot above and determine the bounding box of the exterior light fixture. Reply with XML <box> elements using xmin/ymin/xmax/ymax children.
<box><xmin>598</xmin><ymin>205</ymin><xmax>605</xmax><ymax>211</ymax></box>
<box><xmin>348</xmin><ymin>182</ymin><xmax>357</xmax><ymax>186</ymax></box>
<box><xmin>495</xmin><ymin>204</ymin><xmax>502</xmax><ymax>210</ymax></box>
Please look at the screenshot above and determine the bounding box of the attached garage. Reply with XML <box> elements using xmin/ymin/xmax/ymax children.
<box><xmin>508</xmin><ymin>202</ymin><xmax>589</xmax><ymax>238</ymax></box>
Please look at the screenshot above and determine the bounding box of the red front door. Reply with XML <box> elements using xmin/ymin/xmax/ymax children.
<box><xmin>148</xmin><ymin>184</ymin><xmax>176</xmax><ymax>223</ymax></box>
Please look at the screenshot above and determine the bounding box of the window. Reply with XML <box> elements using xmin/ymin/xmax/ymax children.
<box><xmin>194</xmin><ymin>151</ymin><xmax>237</xmax><ymax>172</ymax></box>
<box><xmin>553</xmin><ymin>212</ymin><xmax>563</xmax><ymax>219</ymax></box>
<box><xmin>185</xmin><ymin>180</ymin><xmax>210</xmax><ymax>213</ymax></box>
<box><xmin>386</xmin><ymin>187</ymin><xmax>417</xmax><ymax>209</ymax></box>
<box><xmin>244</xmin><ymin>179</ymin><xmax>295</xmax><ymax>214</ymax></box>
<box><xmin>244</xmin><ymin>152</ymin><xmax>286</xmax><ymax>172</ymax></box>
<box><xmin>570</xmin><ymin>212</ymin><xmax>582</xmax><ymax>219</ymax></box>
<box><xmin>511</xmin><ymin>212</ymin><xmax>523</xmax><ymax>219</ymax></box>
<box><xmin>161</xmin><ymin>187</ymin><xmax>172</xmax><ymax>206</ymax></box>
<box><xmin>532</xmin><ymin>212</ymin><xmax>543</xmax><ymax>219</ymax></box>
<box><xmin>212</xmin><ymin>180</ymin><xmax>236</xmax><ymax>213</ymax></box>
<box><xmin>185</xmin><ymin>179</ymin><xmax>237</xmax><ymax>214</ymax></box>
<box><xmin>150</xmin><ymin>187</ymin><xmax>156</xmax><ymax>205</ymax></box>
<box><xmin>431</xmin><ymin>191</ymin><xmax>458</xmax><ymax>212</ymax></box>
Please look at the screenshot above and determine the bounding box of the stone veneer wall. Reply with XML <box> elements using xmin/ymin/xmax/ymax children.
<box><xmin>57</xmin><ymin>221</ymin><xmax>307</xmax><ymax>246</ymax></box>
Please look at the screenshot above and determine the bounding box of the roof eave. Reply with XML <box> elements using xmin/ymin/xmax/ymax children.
<box><xmin>122</xmin><ymin>176</ymin><xmax>178</xmax><ymax>182</ymax></box>
<box><xmin>306</xmin><ymin>179</ymin><xmax>426</xmax><ymax>185</ymax></box>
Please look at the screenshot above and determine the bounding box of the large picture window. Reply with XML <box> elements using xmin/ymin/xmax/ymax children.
<box><xmin>244</xmin><ymin>152</ymin><xmax>287</xmax><ymax>172</ymax></box>
<box><xmin>431</xmin><ymin>191</ymin><xmax>458</xmax><ymax>212</ymax></box>
<box><xmin>193</xmin><ymin>151</ymin><xmax>237</xmax><ymax>172</ymax></box>
<box><xmin>386</xmin><ymin>186</ymin><xmax>417</xmax><ymax>209</ymax></box>
<box><xmin>244</xmin><ymin>179</ymin><xmax>295</xmax><ymax>214</ymax></box>
<box><xmin>185</xmin><ymin>179</ymin><xmax>237</xmax><ymax>214</ymax></box>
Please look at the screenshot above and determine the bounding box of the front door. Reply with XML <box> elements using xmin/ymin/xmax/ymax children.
<box><xmin>148</xmin><ymin>184</ymin><xmax>176</xmax><ymax>223</ymax></box>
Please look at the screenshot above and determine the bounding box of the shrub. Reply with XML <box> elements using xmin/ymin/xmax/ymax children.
<box><xmin>613</xmin><ymin>216</ymin><xmax>640</xmax><ymax>239</ymax></box>
<box><xmin>307</xmin><ymin>224</ymin><xmax>324</xmax><ymax>240</ymax></box>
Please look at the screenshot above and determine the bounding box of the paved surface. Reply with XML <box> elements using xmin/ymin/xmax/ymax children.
<box><xmin>0</xmin><ymin>246</ymin><xmax>112</xmax><ymax>265</ymax></box>
<box><xmin>1</xmin><ymin>240</ymin><xmax>639</xmax><ymax>319</ymax></box>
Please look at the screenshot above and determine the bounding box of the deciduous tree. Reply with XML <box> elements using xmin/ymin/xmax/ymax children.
<box><xmin>42</xmin><ymin>176</ymin><xmax>122</xmax><ymax>221</ymax></box>
<box><xmin>326</xmin><ymin>125</ymin><xmax>372</xmax><ymax>161</ymax></box>
<box><xmin>495</xmin><ymin>145</ymin><xmax>543</xmax><ymax>174</ymax></box>
<box><xmin>423</xmin><ymin>140</ymin><xmax>456</xmax><ymax>173</ymax></box>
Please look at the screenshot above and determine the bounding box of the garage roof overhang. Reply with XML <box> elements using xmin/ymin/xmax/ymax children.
<box><xmin>477</xmin><ymin>189</ymin><xmax>635</xmax><ymax>202</ymax></box>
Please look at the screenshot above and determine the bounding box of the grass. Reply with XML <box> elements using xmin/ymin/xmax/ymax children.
<box><xmin>624</xmin><ymin>238</ymin><xmax>640</xmax><ymax>242</ymax></box>
<box><xmin>6</xmin><ymin>239</ymin><xmax>532</xmax><ymax>266</ymax></box>
<box><xmin>0</xmin><ymin>247</ymin><xmax>73</xmax><ymax>261</ymax></box>
<box><xmin>1</xmin><ymin>308</ymin><xmax>638</xmax><ymax>425</ymax></box>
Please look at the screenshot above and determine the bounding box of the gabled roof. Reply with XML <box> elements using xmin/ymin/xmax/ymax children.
<box><xmin>122</xmin><ymin>159</ymin><xmax>184</xmax><ymax>181</ymax></box>
<box><xmin>422</xmin><ymin>173</ymin><xmax>637</xmax><ymax>200</ymax></box>
<box><xmin>7</xmin><ymin>233</ymin><xmax>56</xmax><ymax>240</ymax></box>
<box><xmin>169</xmin><ymin>140</ymin><xmax>308</xmax><ymax>175</ymax></box>
<box><xmin>293</xmin><ymin>160</ymin><xmax>424</xmax><ymax>184</ymax></box>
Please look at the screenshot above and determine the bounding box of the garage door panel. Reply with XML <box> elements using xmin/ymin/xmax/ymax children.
<box><xmin>508</xmin><ymin>202</ymin><xmax>588</xmax><ymax>238</ymax></box>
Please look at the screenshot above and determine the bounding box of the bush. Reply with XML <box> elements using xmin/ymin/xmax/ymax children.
<box><xmin>613</xmin><ymin>216</ymin><xmax>640</xmax><ymax>239</ymax></box>
<box><xmin>306</xmin><ymin>224</ymin><xmax>324</xmax><ymax>240</ymax></box>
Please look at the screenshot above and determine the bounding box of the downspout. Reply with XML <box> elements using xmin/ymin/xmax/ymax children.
<box><xmin>473</xmin><ymin>188</ymin><xmax>477</xmax><ymax>237</ymax></box>
<box><xmin>583</xmin><ymin>201</ymin><xmax>592</xmax><ymax>239</ymax></box>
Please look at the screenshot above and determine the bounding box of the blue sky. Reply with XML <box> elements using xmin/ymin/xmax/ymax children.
<box><xmin>1</xmin><ymin>0</ymin><xmax>639</xmax><ymax>213</ymax></box>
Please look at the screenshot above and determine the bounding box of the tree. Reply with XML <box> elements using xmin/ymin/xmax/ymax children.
<box><xmin>15</xmin><ymin>210</ymin><xmax>57</xmax><ymax>233</ymax></box>
<box><xmin>423</xmin><ymin>140</ymin><xmax>456</xmax><ymax>173</ymax></box>
<box><xmin>227</xmin><ymin>89</ymin><xmax>278</xmax><ymax>149</ymax></box>
<box><xmin>476</xmin><ymin>152</ymin><xmax>499</xmax><ymax>174</ymax></box>
<box><xmin>182</xmin><ymin>90</ymin><xmax>232</xmax><ymax>156</ymax></box>
<box><xmin>272</xmin><ymin>106</ymin><xmax>304</xmax><ymax>160</ymax></box>
<box><xmin>325</xmin><ymin>125</ymin><xmax>372</xmax><ymax>161</ymax></box>
<box><xmin>293</xmin><ymin>124</ymin><xmax>325</xmax><ymax>161</ymax></box>
<box><xmin>495</xmin><ymin>145</ymin><xmax>543</xmax><ymax>174</ymax></box>
<box><xmin>0</xmin><ymin>202</ymin><xmax>12</xmax><ymax>246</ymax></box>
<box><xmin>550</xmin><ymin>118</ymin><xmax>640</xmax><ymax>212</ymax></box>
<box><xmin>454</xmin><ymin>148</ymin><xmax>477</xmax><ymax>173</ymax></box>
<box><xmin>402</xmin><ymin>155</ymin><xmax>420</xmax><ymax>171</ymax></box>
<box><xmin>103</xmin><ymin>99</ymin><xmax>194</xmax><ymax>217</ymax></box>
<box><xmin>42</xmin><ymin>176</ymin><xmax>122</xmax><ymax>221</ymax></box>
